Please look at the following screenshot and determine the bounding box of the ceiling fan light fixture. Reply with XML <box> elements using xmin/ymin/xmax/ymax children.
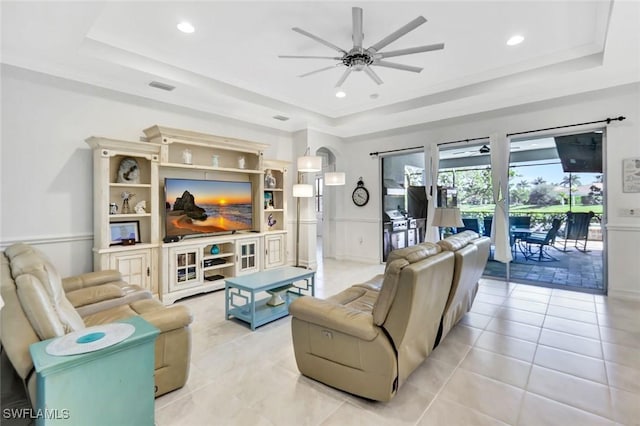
<box><xmin>335</xmin><ymin>91</ymin><xmax>346</xmax><ymax>98</ymax></box>
<box><xmin>177</xmin><ymin>22</ymin><xmax>195</xmax><ymax>34</ymax></box>
<box><xmin>506</xmin><ymin>35</ymin><xmax>524</xmax><ymax>46</ymax></box>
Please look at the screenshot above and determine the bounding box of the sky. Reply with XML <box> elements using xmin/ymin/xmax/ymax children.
<box><xmin>165</xmin><ymin>179</ymin><xmax>252</xmax><ymax>205</ymax></box>
<box><xmin>511</xmin><ymin>161</ymin><xmax>601</xmax><ymax>187</ymax></box>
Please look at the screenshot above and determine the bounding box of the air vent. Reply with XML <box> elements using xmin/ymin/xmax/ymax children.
<box><xmin>272</xmin><ymin>115</ymin><xmax>290</xmax><ymax>121</ymax></box>
<box><xmin>149</xmin><ymin>81</ymin><xmax>176</xmax><ymax>91</ymax></box>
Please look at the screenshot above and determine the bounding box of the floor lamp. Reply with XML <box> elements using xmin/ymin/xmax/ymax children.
<box><xmin>294</xmin><ymin>151</ymin><xmax>321</xmax><ymax>267</ymax></box>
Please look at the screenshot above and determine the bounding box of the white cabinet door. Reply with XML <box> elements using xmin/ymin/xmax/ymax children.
<box><xmin>264</xmin><ymin>234</ymin><xmax>285</xmax><ymax>269</ymax></box>
<box><xmin>168</xmin><ymin>246</ymin><xmax>201</xmax><ymax>292</ymax></box>
<box><xmin>236</xmin><ymin>237</ymin><xmax>260</xmax><ymax>275</ymax></box>
<box><xmin>109</xmin><ymin>249</ymin><xmax>150</xmax><ymax>291</ymax></box>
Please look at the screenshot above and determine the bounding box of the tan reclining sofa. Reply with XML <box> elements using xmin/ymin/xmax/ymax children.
<box><xmin>435</xmin><ymin>231</ymin><xmax>491</xmax><ymax>346</ymax></box>
<box><xmin>0</xmin><ymin>243</ymin><xmax>193</xmax><ymax>406</ymax></box>
<box><xmin>290</xmin><ymin>242</ymin><xmax>455</xmax><ymax>402</ymax></box>
<box><xmin>289</xmin><ymin>231</ymin><xmax>490</xmax><ymax>402</ymax></box>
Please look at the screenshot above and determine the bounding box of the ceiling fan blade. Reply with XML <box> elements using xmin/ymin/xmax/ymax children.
<box><xmin>363</xmin><ymin>66</ymin><xmax>383</xmax><ymax>85</ymax></box>
<box><xmin>367</xmin><ymin>16</ymin><xmax>427</xmax><ymax>52</ymax></box>
<box><xmin>299</xmin><ymin>65</ymin><xmax>338</xmax><ymax>78</ymax></box>
<box><xmin>279</xmin><ymin>55</ymin><xmax>343</xmax><ymax>60</ymax></box>
<box><xmin>378</xmin><ymin>43</ymin><xmax>445</xmax><ymax>59</ymax></box>
<box><xmin>335</xmin><ymin>68</ymin><xmax>352</xmax><ymax>87</ymax></box>
<box><xmin>352</xmin><ymin>7</ymin><xmax>364</xmax><ymax>48</ymax></box>
<box><xmin>292</xmin><ymin>27</ymin><xmax>347</xmax><ymax>54</ymax></box>
<box><xmin>373</xmin><ymin>61</ymin><xmax>422</xmax><ymax>73</ymax></box>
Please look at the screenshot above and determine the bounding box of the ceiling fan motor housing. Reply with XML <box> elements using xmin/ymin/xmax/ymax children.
<box><xmin>343</xmin><ymin>49</ymin><xmax>374</xmax><ymax>70</ymax></box>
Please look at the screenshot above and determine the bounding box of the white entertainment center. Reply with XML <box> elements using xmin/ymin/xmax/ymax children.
<box><xmin>87</xmin><ymin>125</ymin><xmax>289</xmax><ymax>304</ymax></box>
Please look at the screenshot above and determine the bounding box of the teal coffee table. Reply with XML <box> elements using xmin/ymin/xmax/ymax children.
<box><xmin>225</xmin><ymin>266</ymin><xmax>315</xmax><ymax>330</ymax></box>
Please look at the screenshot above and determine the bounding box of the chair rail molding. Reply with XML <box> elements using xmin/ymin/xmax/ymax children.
<box><xmin>0</xmin><ymin>233</ymin><xmax>94</xmax><ymax>249</ymax></box>
<box><xmin>605</xmin><ymin>224</ymin><xmax>640</xmax><ymax>232</ymax></box>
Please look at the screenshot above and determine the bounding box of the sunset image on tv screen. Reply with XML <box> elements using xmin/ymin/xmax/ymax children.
<box><xmin>165</xmin><ymin>179</ymin><xmax>252</xmax><ymax>237</ymax></box>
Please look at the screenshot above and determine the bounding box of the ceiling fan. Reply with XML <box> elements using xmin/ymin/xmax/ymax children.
<box><xmin>278</xmin><ymin>7</ymin><xmax>444</xmax><ymax>87</ymax></box>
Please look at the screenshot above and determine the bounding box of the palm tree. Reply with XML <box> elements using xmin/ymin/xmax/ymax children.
<box><xmin>532</xmin><ymin>177</ymin><xmax>546</xmax><ymax>185</ymax></box>
<box><xmin>560</xmin><ymin>174</ymin><xmax>582</xmax><ymax>188</ymax></box>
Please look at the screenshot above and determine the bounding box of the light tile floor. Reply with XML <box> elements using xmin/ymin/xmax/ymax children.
<box><xmin>156</xmin><ymin>259</ymin><xmax>640</xmax><ymax>426</ymax></box>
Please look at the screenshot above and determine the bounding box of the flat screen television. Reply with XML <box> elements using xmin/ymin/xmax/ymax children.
<box><xmin>164</xmin><ymin>178</ymin><xmax>253</xmax><ymax>238</ymax></box>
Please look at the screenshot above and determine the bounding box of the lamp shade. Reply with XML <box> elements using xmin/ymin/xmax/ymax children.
<box><xmin>432</xmin><ymin>208</ymin><xmax>464</xmax><ymax>227</ymax></box>
<box><xmin>297</xmin><ymin>155</ymin><xmax>322</xmax><ymax>172</ymax></box>
<box><xmin>292</xmin><ymin>184</ymin><xmax>313</xmax><ymax>198</ymax></box>
<box><xmin>324</xmin><ymin>172</ymin><xmax>345</xmax><ymax>186</ymax></box>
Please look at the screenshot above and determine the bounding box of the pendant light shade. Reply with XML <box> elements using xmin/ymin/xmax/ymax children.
<box><xmin>324</xmin><ymin>172</ymin><xmax>346</xmax><ymax>186</ymax></box>
<box><xmin>297</xmin><ymin>155</ymin><xmax>322</xmax><ymax>172</ymax></box>
<box><xmin>293</xmin><ymin>184</ymin><xmax>314</xmax><ymax>198</ymax></box>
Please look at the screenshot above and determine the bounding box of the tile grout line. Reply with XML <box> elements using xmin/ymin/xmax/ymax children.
<box><xmin>512</xmin><ymin>283</ymin><xmax>548</xmax><ymax>426</ymax></box>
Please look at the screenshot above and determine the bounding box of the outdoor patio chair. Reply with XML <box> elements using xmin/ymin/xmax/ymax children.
<box><xmin>482</xmin><ymin>218</ymin><xmax>492</xmax><ymax>238</ymax></box>
<box><xmin>523</xmin><ymin>218</ymin><xmax>563</xmax><ymax>262</ymax></box>
<box><xmin>459</xmin><ymin>218</ymin><xmax>481</xmax><ymax>234</ymax></box>
<box><xmin>563</xmin><ymin>211</ymin><xmax>595</xmax><ymax>252</ymax></box>
<box><xmin>509</xmin><ymin>216</ymin><xmax>531</xmax><ymax>229</ymax></box>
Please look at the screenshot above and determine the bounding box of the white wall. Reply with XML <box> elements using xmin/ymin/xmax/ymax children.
<box><xmin>1</xmin><ymin>65</ymin><xmax>294</xmax><ymax>276</ymax></box>
<box><xmin>3</xmin><ymin>64</ymin><xmax>639</xmax><ymax>299</ymax></box>
<box><xmin>335</xmin><ymin>83</ymin><xmax>640</xmax><ymax>299</ymax></box>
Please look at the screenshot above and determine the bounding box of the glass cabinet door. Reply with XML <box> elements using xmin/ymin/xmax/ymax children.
<box><xmin>170</xmin><ymin>248</ymin><xmax>200</xmax><ymax>291</ymax></box>
<box><xmin>237</xmin><ymin>238</ymin><xmax>259</xmax><ymax>274</ymax></box>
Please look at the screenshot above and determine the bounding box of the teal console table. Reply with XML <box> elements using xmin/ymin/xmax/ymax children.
<box><xmin>29</xmin><ymin>316</ymin><xmax>159</xmax><ymax>426</ymax></box>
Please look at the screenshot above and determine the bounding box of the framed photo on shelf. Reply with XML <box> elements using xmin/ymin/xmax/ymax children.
<box><xmin>264</xmin><ymin>191</ymin><xmax>274</xmax><ymax>209</ymax></box>
<box><xmin>109</xmin><ymin>221</ymin><xmax>141</xmax><ymax>245</ymax></box>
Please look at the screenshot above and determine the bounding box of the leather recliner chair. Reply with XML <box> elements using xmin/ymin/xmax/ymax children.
<box><xmin>289</xmin><ymin>242</ymin><xmax>455</xmax><ymax>402</ymax></box>
<box><xmin>0</xmin><ymin>243</ymin><xmax>193</xmax><ymax>406</ymax></box>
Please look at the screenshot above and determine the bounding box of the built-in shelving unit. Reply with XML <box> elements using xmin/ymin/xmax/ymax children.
<box><xmin>86</xmin><ymin>137</ymin><xmax>161</xmax><ymax>297</ymax></box>
<box><xmin>87</xmin><ymin>127</ymin><xmax>290</xmax><ymax>305</ymax></box>
<box><xmin>143</xmin><ymin>126</ymin><xmax>288</xmax><ymax>304</ymax></box>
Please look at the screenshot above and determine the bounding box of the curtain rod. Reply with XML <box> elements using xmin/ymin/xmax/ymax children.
<box><xmin>368</xmin><ymin>116</ymin><xmax>626</xmax><ymax>157</ymax></box>
<box><xmin>507</xmin><ymin>116</ymin><xmax>625</xmax><ymax>137</ymax></box>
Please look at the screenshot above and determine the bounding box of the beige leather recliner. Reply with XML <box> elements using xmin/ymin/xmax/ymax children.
<box><xmin>435</xmin><ymin>231</ymin><xmax>491</xmax><ymax>346</ymax></box>
<box><xmin>290</xmin><ymin>242</ymin><xmax>455</xmax><ymax>402</ymax></box>
<box><xmin>0</xmin><ymin>243</ymin><xmax>193</xmax><ymax>406</ymax></box>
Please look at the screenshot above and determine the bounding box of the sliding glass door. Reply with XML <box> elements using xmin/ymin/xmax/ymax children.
<box><xmin>438</xmin><ymin>132</ymin><xmax>605</xmax><ymax>293</ymax></box>
<box><xmin>507</xmin><ymin>133</ymin><xmax>605</xmax><ymax>292</ymax></box>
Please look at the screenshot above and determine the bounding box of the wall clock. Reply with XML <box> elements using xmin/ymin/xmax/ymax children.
<box><xmin>352</xmin><ymin>178</ymin><xmax>370</xmax><ymax>207</ymax></box>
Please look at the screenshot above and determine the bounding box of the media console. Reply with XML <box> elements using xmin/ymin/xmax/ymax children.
<box><xmin>87</xmin><ymin>126</ymin><xmax>289</xmax><ymax>305</ymax></box>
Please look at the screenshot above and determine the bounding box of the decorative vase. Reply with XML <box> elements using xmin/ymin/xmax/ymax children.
<box><xmin>210</xmin><ymin>244</ymin><xmax>220</xmax><ymax>255</ymax></box>
<box><xmin>182</xmin><ymin>149</ymin><xmax>192</xmax><ymax>165</ymax></box>
<box><xmin>264</xmin><ymin>169</ymin><xmax>276</xmax><ymax>189</ymax></box>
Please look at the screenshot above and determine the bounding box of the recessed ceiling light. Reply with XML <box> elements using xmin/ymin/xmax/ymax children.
<box><xmin>335</xmin><ymin>91</ymin><xmax>346</xmax><ymax>98</ymax></box>
<box><xmin>507</xmin><ymin>35</ymin><xmax>524</xmax><ymax>46</ymax></box>
<box><xmin>177</xmin><ymin>22</ymin><xmax>195</xmax><ymax>34</ymax></box>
